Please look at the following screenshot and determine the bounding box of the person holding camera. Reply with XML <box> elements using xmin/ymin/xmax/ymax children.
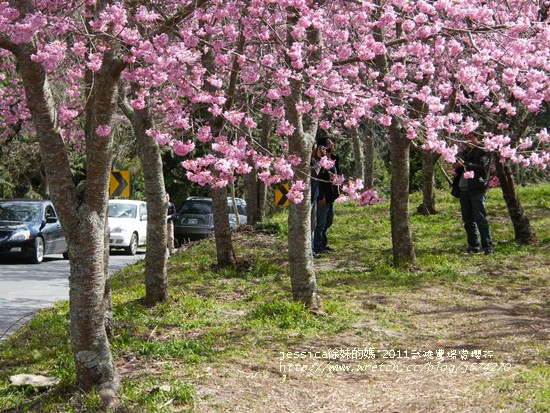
<box><xmin>451</xmin><ymin>133</ymin><xmax>494</xmax><ymax>255</ymax></box>
<box><xmin>166</xmin><ymin>193</ymin><xmax>177</xmax><ymax>256</ymax></box>
<box><xmin>313</xmin><ymin>135</ymin><xmax>340</xmax><ymax>256</ymax></box>
<box><xmin>310</xmin><ymin>144</ymin><xmax>322</xmax><ymax>257</ymax></box>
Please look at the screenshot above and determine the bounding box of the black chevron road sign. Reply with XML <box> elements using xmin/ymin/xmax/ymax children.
<box><xmin>275</xmin><ymin>183</ymin><xmax>290</xmax><ymax>207</ymax></box>
<box><xmin>110</xmin><ymin>170</ymin><xmax>130</xmax><ymax>198</ymax></box>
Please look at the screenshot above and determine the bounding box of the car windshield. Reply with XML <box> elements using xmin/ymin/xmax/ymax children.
<box><xmin>0</xmin><ymin>203</ymin><xmax>41</xmax><ymax>222</ymax></box>
<box><xmin>179</xmin><ymin>200</ymin><xmax>212</xmax><ymax>215</ymax></box>
<box><xmin>108</xmin><ymin>203</ymin><xmax>137</xmax><ymax>219</ymax></box>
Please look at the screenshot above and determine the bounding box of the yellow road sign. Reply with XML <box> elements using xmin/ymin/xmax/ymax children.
<box><xmin>274</xmin><ymin>184</ymin><xmax>290</xmax><ymax>207</ymax></box>
<box><xmin>110</xmin><ymin>170</ymin><xmax>130</xmax><ymax>198</ymax></box>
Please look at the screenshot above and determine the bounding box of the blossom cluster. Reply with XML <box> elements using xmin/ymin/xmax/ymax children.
<box><xmin>0</xmin><ymin>0</ymin><xmax>548</xmax><ymax>203</ymax></box>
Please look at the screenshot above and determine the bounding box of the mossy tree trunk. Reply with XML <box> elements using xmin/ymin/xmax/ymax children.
<box><xmin>363</xmin><ymin>123</ymin><xmax>376</xmax><ymax>189</ymax></box>
<box><xmin>130</xmin><ymin>98</ymin><xmax>171</xmax><ymax>304</ymax></box>
<box><xmin>119</xmin><ymin>85</ymin><xmax>170</xmax><ymax>304</ymax></box>
<box><xmin>389</xmin><ymin>125</ymin><xmax>416</xmax><ymax>267</ymax></box>
<box><xmin>371</xmin><ymin>3</ymin><xmax>416</xmax><ymax>268</ymax></box>
<box><xmin>351</xmin><ymin>127</ymin><xmax>366</xmax><ymax>182</ymax></box>
<box><xmin>494</xmin><ymin>156</ymin><xmax>537</xmax><ymax>244</ymax></box>
<box><xmin>200</xmin><ymin>30</ymin><xmax>247</xmax><ymax>268</ymax></box>
<box><xmin>9</xmin><ymin>41</ymin><xmax>122</xmax><ymax>405</ymax></box>
<box><xmin>417</xmin><ymin>149</ymin><xmax>440</xmax><ymax>215</ymax></box>
<box><xmin>212</xmin><ymin>187</ymin><xmax>237</xmax><ymax>266</ymax></box>
<box><xmin>284</xmin><ymin>5</ymin><xmax>322</xmax><ymax>310</ymax></box>
<box><xmin>245</xmin><ymin>113</ymin><xmax>271</xmax><ymax>225</ymax></box>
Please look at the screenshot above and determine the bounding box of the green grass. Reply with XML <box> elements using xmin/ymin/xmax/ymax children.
<box><xmin>495</xmin><ymin>367</ymin><xmax>550</xmax><ymax>412</ymax></box>
<box><xmin>0</xmin><ymin>183</ymin><xmax>549</xmax><ymax>412</ymax></box>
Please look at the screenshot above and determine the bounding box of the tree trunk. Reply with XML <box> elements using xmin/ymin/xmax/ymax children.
<box><xmin>212</xmin><ymin>187</ymin><xmax>236</xmax><ymax>266</ymax></box>
<box><xmin>283</xmin><ymin>8</ymin><xmax>322</xmax><ymax>311</ymax></box>
<box><xmin>494</xmin><ymin>156</ymin><xmax>537</xmax><ymax>244</ymax></box>
<box><xmin>351</xmin><ymin>127</ymin><xmax>365</xmax><ymax>182</ymax></box>
<box><xmin>103</xmin><ymin>221</ymin><xmax>114</xmax><ymax>337</ymax></box>
<box><xmin>245</xmin><ymin>113</ymin><xmax>271</xmax><ymax>225</ymax></box>
<box><xmin>364</xmin><ymin>122</ymin><xmax>376</xmax><ymax>189</ymax></box>
<box><xmin>244</xmin><ymin>169</ymin><xmax>261</xmax><ymax>225</ymax></box>
<box><xmin>287</xmin><ymin>152</ymin><xmax>321</xmax><ymax>309</ymax></box>
<box><xmin>257</xmin><ymin>113</ymin><xmax>270</xmax><ymax>220</ymax></box>
<box><xmin>417</xmin><ymin>149</ymin><xmax>440</xmax><ymax>215</ymax></box>
<box><xmin>14</xmin><ymin>44</ymin><xmax>120</xmax><ymax>402</ymax></box>
<box><xmin>370</xmin><ymin>1</ymin><xmax>415</xmax><ymax>267</ymax></box>
<box><xmin>200</xmin><ymin>32</ymin><xmax>244</xmax><ymax>264</ymax></box>
<box><xmin>389</xmin><ymin>125</ymin><xmax>416</xmax><ymax>267</ymax></box>
<box><xmin>69</xmin><ymin>227</ymin><xmax>118</xmax><ymax>396</ymax></box>
<box><xmin>287</xmin><ymin>124</ymin><xmax>320</xmax><ymax>309</ymax></box>
<box><xmin>132</xmin><ymin>105</ymin><xmax>170</xmax><ymax>304</ymax></box>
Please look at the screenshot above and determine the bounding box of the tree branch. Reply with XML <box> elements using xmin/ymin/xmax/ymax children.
<box><xmin>0</xmin><ymin>34</ymin><xmax>18</xmax><ymax>54</ymax></box>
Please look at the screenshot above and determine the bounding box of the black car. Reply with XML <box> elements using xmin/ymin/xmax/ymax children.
<box><xmin>174</xmin><ymin>196</ymin><xmax>247</xmax><ymax>243</ymax></box>
<box><xmin>0</xmin><ymin>200</ymin><xmax>68</xmax><ymax>264</ymax></box>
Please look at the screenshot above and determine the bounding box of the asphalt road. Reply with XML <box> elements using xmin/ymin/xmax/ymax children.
<box><xmin>0</xmin><ymin>251</ymin><xmax>145</xmax><ymax>342</ymax></box>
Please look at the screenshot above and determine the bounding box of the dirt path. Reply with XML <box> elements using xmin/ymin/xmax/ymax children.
<box><xmin>190</xmin><ymin>258</ymin><xmax>549</xmax><ymax>413</ymax></box>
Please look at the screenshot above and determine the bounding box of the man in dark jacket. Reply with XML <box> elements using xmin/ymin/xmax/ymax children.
<box><xmin>313</xmin><ymin>136</ymin><xmax>340</xmax><ymax>255</ymax></box>
<box><xmin>310</xmin><ymin>144</ymin><xmax>322</xmax><ymax>258</ymax></box>
<box><xmin>166</xmin><ymin>193</ymin><xmax>177</xmax><ymax>255</ymax></box>
<box><xmin>452</xmin><ymin>133</ymin><xmax>494</xmax><ymax>255</ymax></box>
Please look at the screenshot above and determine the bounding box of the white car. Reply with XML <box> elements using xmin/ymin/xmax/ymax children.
<box><xmin>108</xmin><ymin>200</ymin><xmax>147</xmax><ymax>255</ymax></box>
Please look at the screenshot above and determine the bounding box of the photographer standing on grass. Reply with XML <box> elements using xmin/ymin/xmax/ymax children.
<box><xmin>451</xmin><ymin>132</ymin><xmax>494</xmax><ymax>255</ymax></box>
<box><xmin>310</xmin><ymin>143</ymin><xmax>322</xmax><ymax>257</ymax></box>
<box><xmin>166</xmin><ymin>193</ymin><xmax>177</xmax><ymax>256</ymax></box>
<box><xmin>313</xmin><ymin>133</ymin><xmax>340</xmax><ymax>256</ymax></box>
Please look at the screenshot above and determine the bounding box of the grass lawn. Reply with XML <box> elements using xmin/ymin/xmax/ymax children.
<box><xmin>1</xmin><ymin>184</ymin><xmax>549</xmax><ymax>412</ymax></box>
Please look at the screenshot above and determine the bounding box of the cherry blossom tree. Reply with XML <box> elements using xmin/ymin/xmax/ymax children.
<box><xmin>119</xmin><ymin>83</ymin><xmax>170</xmax><ymax>303</ymax></box>
<box><xmin>244</xmin><ymin>112</ymin><xmax>271</xmax><ymax>225</ymax></box>
<box><xmin>390</xmin><ymin>0</ymin><xmax>550</xmax><ymax>242</ymax></box>
<box><xmin>443</xmin><ymin>0</ymin><xmax>550</xmax><ymax>244</ymax></box>
<box><xmin>0</xmin><ymin>2</ymin><xmax>124</xmax><ymax>403</ymax></box>
<box><xmin>0</xmin><ymin>0</ymin><xmax>207</xmax><ymax>403</ymax></box>
<box><xmin>1</xmin><ymin>0</ymin><xmax>548</xmax><ymax>403</ymax></box>
<box><xmin>325</xmin><ymin>0</ymin><xmax>549</xmax><ymax>264</ymax></box>
<box><xmin>121</xmin><ymin>1</ymin><xmax>331</xmax><ymax>306</ymax></box>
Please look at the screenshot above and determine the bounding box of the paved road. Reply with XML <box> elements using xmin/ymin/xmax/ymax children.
<box><xmin>0</xmin><ymin>251</ymin><xmax>145</xmax><ymax>342</ymax></box>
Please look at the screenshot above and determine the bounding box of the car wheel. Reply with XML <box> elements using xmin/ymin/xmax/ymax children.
<box><xmin>124</xmin><ymin>233</ymin><xmax>138</xmax><ymax>255</ymax></box>
<box><xmin>30</xmin><ymin>237</ymin><xmax>45</xmax><ymax>264</ymax></box>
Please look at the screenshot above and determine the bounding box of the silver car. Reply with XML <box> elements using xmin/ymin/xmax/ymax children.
<box><xmin>108</xmin><ymin>200</ymin><xmax>147</xmax><ymax>255</ymax></box>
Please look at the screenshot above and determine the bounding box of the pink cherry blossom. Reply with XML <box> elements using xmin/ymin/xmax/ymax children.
<box><xmin>319</xmin><ymin>156</ymin><xmax>335</xmax><ymax>170</ymax></box>
<box><xmin>287</xmin><ymin>180</ymin><xmax>306</xmax><ymax>204</ymax></box>
<box><xmin>95</xmin><ymin>125</ymin><xmax>112</xmax><ymax>137</ymax></box>
<box><xmin>31</xmin><ymin>41</ymin><xmax>66</xmax><ymax>72</ymax></box>
<box><xmin>276</xmin><ymin>120</ymin><xmax>296</xmax><ymax>136</ymax></box>
<box><xmin>171</xmin><ymin>140</ymin><xmax>195</xmax><ymax>156</ymax></box>
<box><xmin>86</xmin><ymin>53</ymin><xmax>103</xmax><ymax>72</ymax></box>
<box><xmin>0</xmin><ymin>0</ymin><xmax>548</xmax><ymax>207</ymax></box>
